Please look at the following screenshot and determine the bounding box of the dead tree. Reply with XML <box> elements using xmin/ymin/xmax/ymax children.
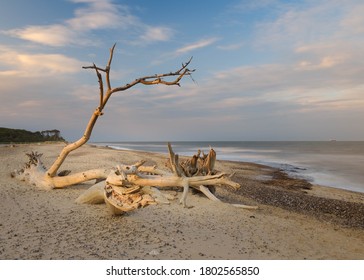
<box><xmin>12</xmin><ymin>44</ymin><xmax>194</xmax><ymax>189</ymax></box>
<box><xmin>12</xmin><ymin>44</ymin><xmax>257</xmax><ymax>214</ymax></box>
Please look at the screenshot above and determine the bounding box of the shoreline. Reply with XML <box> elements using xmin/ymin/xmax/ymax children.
<box><xmin>91</xmin><ymin>141</ymin><xmax>364</xmax><ymax>195</ymax></box>
<box><xmin>1</xmin><ymin>142</ymin><xmax>363</xmax><ymax>259</ymax></box>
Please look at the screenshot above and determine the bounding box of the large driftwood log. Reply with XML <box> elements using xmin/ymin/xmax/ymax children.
<box><xmin>12</xmin><ymin>144</ymin><xmax>257</xmax><ymax>215</ymax></box>
<box><xmin>75</xmin><ymin>143</ymin><xmax>258</xmax><ymax>215</ymax></box>
<box><xmin>11</xmin><ymin>152</ymin><xmax>109</xmax><ymax>190</ymax></box>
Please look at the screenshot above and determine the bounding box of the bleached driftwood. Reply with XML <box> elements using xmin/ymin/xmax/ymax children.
<box><xmin>75</xmin><ymin>143</ymin><xmax>258</xmax><ymax>215</ymax></box>
<box><xmin>11</xmin><ymin>45</ymin><xmax>257</xmax><ymax>214</ymax></box>
<box><xmin>11</xmin><ymin>44</ymin><xmax>194</xmax><ymax>190</ymax></box>
<box><xmin>12</xmin><ymin>145</ymin><xmax>256</xmax><ymax>215</ymax></box>
<box><xmin>11</xmin><ymin>152</ymin><xmax>109</xmax><ymax>190</ymax></box>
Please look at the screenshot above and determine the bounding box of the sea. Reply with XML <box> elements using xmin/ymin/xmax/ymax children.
<box><xmin>92</xmin><ymin>141</ymin><xmax>364</xmax><ymax>194</ymax></box>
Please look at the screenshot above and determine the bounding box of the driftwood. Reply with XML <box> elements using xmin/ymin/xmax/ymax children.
<box><xmin>11</xmin><ymin>45</ymin><xmax>257</xmax><ymax>215</ymax></box>
<box><xmin>12</xmin><ymin>145</ymin><xmax>257</xmax><ymax>214</ymax></box>
<box><xmin>75</xmin><ymin>143</ymin><xmax>258</xmax><ymax>214</ymax></box>
<box><xmin>11</xmin><ymin>151</ymin><xmax>110</xmax><ymax>190</ymax></box>
<box><xmin>11</xmin><ymin>44</ymin><xmax>194</xmax><ymax>190</ymax></box>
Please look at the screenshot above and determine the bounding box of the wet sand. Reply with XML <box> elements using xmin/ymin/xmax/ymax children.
<box><xmin>0</xmin><ymin>143</ymin><xmax>363</xmax><ymax>259</ymax></box>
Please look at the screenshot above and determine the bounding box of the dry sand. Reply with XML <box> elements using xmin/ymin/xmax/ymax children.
<box><xmin>0</xmin><ymin>142</ymin><xmax>363</xmax><ymax>260</ymax></box>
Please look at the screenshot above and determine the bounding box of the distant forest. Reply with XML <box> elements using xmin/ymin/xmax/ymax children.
<box><xmin>0</xmin><ymin>127</ymin><xmax>65</xmax><ymax>143</ymax></box>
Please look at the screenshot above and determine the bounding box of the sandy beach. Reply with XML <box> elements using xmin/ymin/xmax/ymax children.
<box><xmin>0</xmin><ymin>142</ymin><xmax>363</xmax><ymax>260</ymax></box>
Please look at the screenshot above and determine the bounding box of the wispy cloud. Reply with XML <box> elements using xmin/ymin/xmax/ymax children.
<box><xmin>6</xmin><ymin>25</ymin><xmax>76</xmax><ymax>47</ymax></box>
<box><xmin>139</xmin><ymin>26</ymin><xmax>174</xmax><ymax>44</ymax></box>
<box><xmin>67</xmin><ymin>0</ymin><xmax>125</xmax><ymax>30</ymax></box>
<box><xmin>296</xmin><ymin>55</ymin><xmax>348</xmax><ymax>70</ymax></box>
<box><xmin>0</xmin><ymin>46</ymin><xmax>84</xmax><ymax>77</ymax></box>
<box><xmin>3</xmin><ymin>0</ymin><xmax>121</xmax><ymax>46</ymax></box>
<box><xmin>149</xmin><ymin>37</ymin><xmax>219</xmax><ymax>65</ymax></box>
<box><xmin>175</xmin><ymin>38</ymin><xmax>219</xmax><ymax>55</ymax></box>
<box><xmin>3</xmin><ymin>0</ymin><xmax>173</xmax><ymax>46</ymax></box>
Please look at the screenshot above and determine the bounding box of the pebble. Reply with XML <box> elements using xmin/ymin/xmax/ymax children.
<box><xmin>148</xmin><ymin>249</ymin><xmax>159</xmax><ymax>256</ymax></box>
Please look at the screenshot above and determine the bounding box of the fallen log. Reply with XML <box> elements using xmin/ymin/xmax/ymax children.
<box><xmin>12</xmin><ymin>145</ymin><xmax>258</xmax><ymax>215</ymax></box>
<box><xmin>75</xmin><ymin>143</ymin><xmax>258</xmax><ymax>214</ymax></box>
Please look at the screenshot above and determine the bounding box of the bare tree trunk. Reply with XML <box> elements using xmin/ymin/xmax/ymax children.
<box><xmin>47</xmin><ymin>44</ymin><xmax>193</xmax><ymax>178</ymax></box>
<box><xmin>47</xmin><ymin>107</ymin><xmax>103</xmax><ymax>177</ymax></box>
<box><xmin>13</xmin><ymin>44</ymin><xmax>194</xmax><ymax>189</ymax></box>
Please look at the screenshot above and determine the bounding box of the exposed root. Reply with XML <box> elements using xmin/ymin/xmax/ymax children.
<box><xmin>198</xmin><ymin>185</ymin><xmax>258</xmax><ymax>210</ymax></box>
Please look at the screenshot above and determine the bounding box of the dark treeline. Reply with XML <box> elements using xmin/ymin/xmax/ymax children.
<box><xmin>0</xmin><ymin>127</ymin><xmax>65</xmax><ymax>143</ymax></box>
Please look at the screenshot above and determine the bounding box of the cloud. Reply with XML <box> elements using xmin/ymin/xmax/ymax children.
<box><xmin>133</xmin><ymin>52</ymin><xmax>364</xmax><ymax>140</ymax></box>
<box><xmin>7</xmin><ymin>25</ymin><xmax>76</xmax><ymax>47</ymax></box>
<box><xmin>3</xmin><ymin>0</ymin><xmax>173</xmax><ymax>47</ymax></box>
<box><xmin>240</xmin><ymin>0</ymin><xmax>364</xmax><ymax>109</ymax></box>
<box><xmin>139</xmin><ymin>26</ymin><xmax>174</xmax><ymax>43</ymax></box>
<box><xmin>149</xmin><ymin>37</ymin><xmax>219</xmax><ymax>65</ymax></box>
<box><xmin>296</xmin><ymin>54</ymin><xmax>348</xmax><ymax>70</ymax></box>
<box><xmin>175</xmin><ymin>38</ymin><xmax>219</xmax><ymax>55</ymax></box>
<box><xmin>0</xmin><ymin>46</ymin><xmax>84</xmax><ymax>77</ymax></box>
<box><xmin>17</xmin><ymin>54</ymin><xmax>82</xmax><ymax>74</ymax></box>
<box><xmin>145</xmin><ymin>49</ymin><xmax>364</xmax><ymax>129</ymax></box>
<box><xmin>3</xmin><ymin>0</ymin><xmax>123</xmax><ymax>46</ymax></box>
<box><xmin>254</xmin><ymin>1</ymin><xmax>345</xmax><ymax>50</ymax></box>
<box><xmin>67</xmin><ymin>0</ymin><xmax>125</xmax><ymax>30</ymax></box>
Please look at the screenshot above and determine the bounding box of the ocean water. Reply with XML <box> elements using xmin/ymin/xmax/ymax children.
<box><xmin>93</xmin><ymin>141</ymin><xmax>364</xmax><ymax>194</ymax></box>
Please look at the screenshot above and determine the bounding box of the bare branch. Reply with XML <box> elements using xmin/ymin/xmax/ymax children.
<box><xmin>111</xmin><ymin>57</ymin><xmax>195</xmax><ymax>93</ymax></box>
<box><xmin>167</xmin><ymin>142</ymin><xmax>182</xmax><ymax>176</ymax></box>
<box><xmin>46</xmin><ymin>45</ymin><xmax>194</xmax><ymax>177</ymax></box>
<box><xmin>82</xmin><ymin>65</ymin><xmax>106</xmax><ymax>72</ymax></box>
<box><xmin>82</xmin><ymin>44</ymin><xmax>116</xmax><ymax>93</ymax></box>
<box><xmin>139</xmin><ymin>68</ymin><xmax>191</xmax><ymax>87</ymax></box>
<box><xmin>93</xmin><ymin>63</ymin><xmax>104</xmax><ymax>109</ymax></box>
<box><xmin>105</xmin><ymin>43</ymin><xmax>116</xmax><ymax>91</ymax></box>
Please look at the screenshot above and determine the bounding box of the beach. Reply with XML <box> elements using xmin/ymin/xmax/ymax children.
<box><xmin>0</xmin><ymin>142</ymin><xmax>363</xmax><ymax>259</ymax></box>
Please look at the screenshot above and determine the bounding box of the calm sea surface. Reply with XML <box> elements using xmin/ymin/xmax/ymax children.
<box><xmin>93</xmin><ymin>141</ymin><xmax>364</xmax><ymax>193</ymax></box>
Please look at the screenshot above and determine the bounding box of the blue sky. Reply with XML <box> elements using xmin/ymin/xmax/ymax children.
<box><xmin>1</xmin><ymin>0</ymin><xmax>364</xmax><ymax>141</ymax></box>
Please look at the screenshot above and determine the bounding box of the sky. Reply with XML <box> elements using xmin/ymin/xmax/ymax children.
<box><xmin>1</xmin><ymin>0</ymin><xmax>364</xmax><ymax>141</ymax></box>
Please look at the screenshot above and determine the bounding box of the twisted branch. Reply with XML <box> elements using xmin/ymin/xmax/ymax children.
<box><xmin>111</xmin><ymin>56</ymin><xmax>194</xmax><ymax>92</ymax></box>
<box><xmin>46</xmin><ymin>44</ymin><xmax>194</xmax><ymax>177</ymax></box>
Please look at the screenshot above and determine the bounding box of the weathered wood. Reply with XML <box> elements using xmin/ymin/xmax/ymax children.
<box><xmin>104</xmin><ymin>184</ymin><xmax>156</xmax><ymax>214</ymax></box>
<box><xmin>74</xmin><ymin>153</ymin><xmax>257</xmax><ymax>214</ymax></box>
<box><xmin>11</xmin><ymin>45</ymin><xmax>258</xmax><ymax>214</ymax></box>
<box><xmin>46</xmin><ymin>45</ymin><xmax>194</xmax><ymax>178</ymax></box>
<box><xmin>200</xmin><ymin>147</ymin><xmax>216</xmax><ymax>175</ymax></box>
<box><xmin>181</xmin><ymin>149</ymin><xmax>200</xmax><ymax>176</ymax></box>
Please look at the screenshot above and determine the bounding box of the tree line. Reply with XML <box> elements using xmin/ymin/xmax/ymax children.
<box><xmin>0</xmin><ymin>127</ymin><xmax>65</xmax><ymax>143</ymax></box>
